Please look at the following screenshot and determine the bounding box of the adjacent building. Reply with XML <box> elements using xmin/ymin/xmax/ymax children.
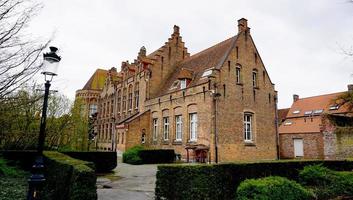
<box><xmin>279</xmin><ymin>85</ymin><xmax>353</xmax><ymax>159</ymax></box>
<box><xmin>89</xmin><ymin>18</ymin><xmax>278</xmax><ymax>162</ymax></box>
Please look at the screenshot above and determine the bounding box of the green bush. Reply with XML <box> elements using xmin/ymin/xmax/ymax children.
<box><xmin>155</xmin><ymin>160</ymin><xmax>353</xmax><ymax>200</ymax></box>
<box><xmin>61</xmin><ymin>151</ymin><xmax>117</xmax><ymax>172</ymax></box>
<box><xmin>122</xmin><ymin>145</ymin><xmax>144</xmax><ymax>165</ymax></box>
<box><xmin>236</xmin><ymin>176</ymin><xmax>314</xmax><ymax>200</ymax></box>
<box><xmin>42</xmin><ymin>151</ymin><xmax>97</xmax><ymax>200</ymax></box>
<box><xmin>138</xmin><ymin>149</ymin><xmax>175</xmax><ymax>164</ymax></box>
<box><xmin>0</xmin><ymin>157</ymin><xmax>28</xmax><ymax>200</ymax></box>
<box><xmin>299</xmin><ymin>165</ymin><xmax>353</xmax><ymax>199</ymax></box>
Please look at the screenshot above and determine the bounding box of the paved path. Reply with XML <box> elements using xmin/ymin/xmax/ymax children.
<box><xmin>97</xmin><ymin>162</ymin><xmax>158</xmax><ymax>200</ymax></box>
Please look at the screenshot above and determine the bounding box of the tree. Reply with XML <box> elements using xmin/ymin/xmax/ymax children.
<box><xmin>0</xmin><ymin>0</ymin><xmax>49</xmax><ymax>100</ymax></box>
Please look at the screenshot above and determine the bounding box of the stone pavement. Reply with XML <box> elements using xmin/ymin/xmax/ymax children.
<box><xmin>97</xmin><ymin>161</ymin><xmax>158</xmax><ymax>200</ymax></box>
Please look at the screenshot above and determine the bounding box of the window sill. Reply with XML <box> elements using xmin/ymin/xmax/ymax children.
<box><xmin>188</xmin><ymin>140</ymin><xmax>197</xmax><ymax>144</ymax></box>
<box><xmin>244</xmin><ymin>141</ymin><xmax>256</xmax><ymax>146</ymax></box>
<box><xmin>162</xmin><ymin>140</ymin><xmax>170</xmax><ymax>145</ymax></box>
<box><xmin>173</xmin><ymin>140</ymin><xmax>182</xmax><ymax>145</ymax></box>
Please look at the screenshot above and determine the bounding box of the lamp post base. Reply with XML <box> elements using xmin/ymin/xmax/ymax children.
<box><xmin>27</xmin><ymin>156</ymin><xmax>45</xmax><ymax>200</ymax></box>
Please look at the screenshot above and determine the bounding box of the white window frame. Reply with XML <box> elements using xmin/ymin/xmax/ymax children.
<box><xmin>189</xmin><ymin>113</ymin><xmax>198</xmax><ymax>141</ymax></box>
<box><xmin>244</xmin><ymin>113</ymin><xmax>253</xmax><ymax>142</ymax></box>
<box><xmin>89</xmin><ymin>104</ymin><xmax>97</xmax><ymax>116</ymax></box>
<box><xmin>180</xmin><ymin>79</ymin><xmax>187</xmax><ymax>89</ymax></box>
<box><xmin>134</xmin><ymin>90</ymin><xmax>139</xmax><ymax>109</ymax></box>
<box><xmin>153</xmin><ymin>118</ymin><xmax>158</xmax><ymax>141</ymax></box>
<box><xmin>175</xmin><ymin>115</ymin><xmax>182</xmax><ymax>141</ymax></box>
<box><xmin>163</xmin><ymin>117</ymin><xmax>169</xmax><ymax>140</ymax></box>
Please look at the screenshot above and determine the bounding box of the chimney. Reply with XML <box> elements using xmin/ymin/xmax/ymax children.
<box><xmin>293</xmin><ymin>94</ymin><xmax>299</xmax><ymax>102</ymax></box>
<box><xmin>173</xmin><ymin>25</ymin><xmax>180</xmax><ymax>35</ymax></box>
<box><xmin>238</xmin><ymin>18</ymin><xmax>248</xmax><ymax>33</ymax></box>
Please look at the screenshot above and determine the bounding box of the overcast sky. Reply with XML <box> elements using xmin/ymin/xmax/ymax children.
<box><xmin>28</xmin><ymin>0</ymin><xmax>353</xmax><ymax>108</ymax></box>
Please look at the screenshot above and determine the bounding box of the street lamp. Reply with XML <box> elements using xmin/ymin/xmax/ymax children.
<box><xmin>27</xmin><ymin>46</ymin><xmax>61</xmax><ymax>200</ymax></box>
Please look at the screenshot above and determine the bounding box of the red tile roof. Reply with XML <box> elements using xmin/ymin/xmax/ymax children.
<box><xmin>278</xmin><ymin>108</ymin><xmax>290</xmax><ymax>124</ymax></box>
<box><xmin>279</xmin><ymin>91</ymin><xmax>352</xmax><ymax>134</ymax></box>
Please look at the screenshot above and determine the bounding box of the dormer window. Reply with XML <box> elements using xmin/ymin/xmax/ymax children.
<box><xmin>202</xmin><ymin>69</ymin><xmax>212</xmax><ymax>77</ymax></box>
<box><xmin>292</xmin><ymin>110</ymin><xmax>300</xmax><ymax>114</ymax></box>
<box><xmin>313</xmin><ymin>109</ymin><xmax>323</xmax><ymax>114</ymax></box>
<box><xmin>284</xmin><ymin>121</ymin><xmax>292</xmax><ymax>126</ymax></box>
<box><xmin>169</xmin><ymin>80</ymin><xmax>179</xmax><ymax>90</ymax></box>
<box><xmin>180</xmin><ymin>79</ymin><xmax>187</xmax><ymax>89</ymax></box>
<box><xmin>304</xmin><ymin>111</ymin><xmax>312</xmax><ymax>115</ymax></box>
<box><xmin>329</xmin><ymin>105</ymin><xmax>339</xmax><ymax>110</ymax></box>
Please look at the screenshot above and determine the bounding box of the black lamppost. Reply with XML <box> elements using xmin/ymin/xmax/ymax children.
<box><xmin>27</xmin><ymin>46</ymin><xmax>61</xmax><ymax>200</ymax></box>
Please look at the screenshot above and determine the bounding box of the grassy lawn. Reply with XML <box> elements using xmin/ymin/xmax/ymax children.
<box><xmin>0</xmin><ymin>157</ymin><xmax>28</xmax><ymax>200</ymax></box>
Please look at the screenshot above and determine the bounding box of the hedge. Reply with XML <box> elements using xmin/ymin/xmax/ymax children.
<box><xmin>155</xmin><ymin>160</ymin><xmax>353</xmax><ymax>200</ymax></box>
<box><xmin>123</xmin><ymin>146</ymin><xmax>175</xmax><ymax>164</ymax></box>
<box><xmin>236</xmin><ymin>176</ymin><xmax>314</xmax><ymax>200</ymax></box>
<box><xmin>42</xmin><ymin>151</ymin><xmax>97</xmax><ymax>200</ymax></box>
<box><xmin>0</xmin><ymin>150</ymin><xmax>116</xmax><ymax>173</ymax></box>
<box><xmin>299</xmin><ymin>164</ymin><xmax>353</xmax><ymax>199</ymax></box>
<box><xmin>138</xmin><ymin>149</ymin><xmax>175</xmax><ymax>164</ymax></box>
<box><xmin>61</xmin><ymin>151</ymin><xmax>117</xmax><ymax>172</ymax></box>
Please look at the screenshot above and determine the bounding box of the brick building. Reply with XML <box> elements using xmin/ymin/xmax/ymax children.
<box><xmin>279</xmin><ymin>85</ymin><xmax>353</xmax><ymax>159</ymax></box>
<box><xmin>75</xmin><ymin>69</ymin><xmax>107</xmax><ymax>117</ymax></box>
<box><xmin>93</xmin><ymin>18</ymin><xmax>278</xmax><ymax>162</ymax></box>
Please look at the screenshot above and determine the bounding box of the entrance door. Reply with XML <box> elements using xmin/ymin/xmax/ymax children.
<box><xmin>293</xmin><ymin>138</ymin><xmax>304</xmax><ymax>157</ymax></box>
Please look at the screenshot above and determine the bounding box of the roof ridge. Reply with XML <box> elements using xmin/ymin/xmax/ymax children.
<box><xmin>296</xmin><ymin>91</ymin><xmax>345</xmax><ymax>101</ymax></box>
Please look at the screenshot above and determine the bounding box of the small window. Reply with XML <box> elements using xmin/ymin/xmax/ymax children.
<box><xmin>313</xmin><ymin>109</ymin><xmax>323</xmax><ymax>114</ymax></box>
<box><xmin>236</xmin><ymin>67</ymin><xmax>241</xmax><ymax>84</ymax></box>
<box><xmin>329</xmin><ymin>105</ymin><xmax>339</xmax><ymax>110</ymax></box>
<box><xmin>292</xmin><ymin>110</ymin><xmax>300</xmax><ymax>114</ymax></box>
<box><xmin>175</xmin><ymin>115</ymin><xmax>182</xmax><ymax>141</ymax></box>
<box><xmin>170</xmin><ymin>80</ymin><xmax>179</xmax><ymax>90</ymax></box>
<box><xmin>284</xmin><ymin>121</ymin><xmax>292</xmax><ymax>126</ymax></box>
<box><xmin>141</xmin><ymin>130</ymin><xmax>146</xmax><ymax>144</ymax></box>
<box><xmin>304</xmin><ymin>111</ymin><xmax>312</xmax><ymax>115</ymax></box>
<box><xmin>252</xmin><ymin>71</ymin><xmax>258</xmax><ymax>88</ymax></box>
<box><xmin>180</xmin><ymin>79</ymin><xmax>187</xmax><ymax>89</ymax></box>
<box><xmin>153</xmin><ymin>118</ymin><xmax>158</xmax><ymax>141</ymax></box>
<box><xmin>202</xmin><ymin>69</ymin><xmax>212</xmax><ymax>77</ymax></box>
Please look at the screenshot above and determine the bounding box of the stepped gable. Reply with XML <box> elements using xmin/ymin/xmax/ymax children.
<box><xmin>82</xmin><ymin>69</ymin><xmax>108</xmax><ymax>90</ymax></box>
<box><xmin>157</xmin><ymin>35</ymin><xmax>238</xmax><ymax>96</ymax></box>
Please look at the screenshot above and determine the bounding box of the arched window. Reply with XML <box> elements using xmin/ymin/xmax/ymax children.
<box><xmin>244</xmin><ymin>112</ymin><xmax>254</xmax><ymax>142</ymax></box>
<box><xmin>235</xmin><ymin>64</ymin><xmax>242</xmax><ymax>84</ymax></box>
<box><xmin>141</xmin><ymin>129</ymin><xmax>146</xmax><ymax>144</ymax></box>
<box><xmin>252</xmin><ymin>69</ymin><xmax>258</xmax><ymax>88</ymax></box>
<box><xmin>128</xmin><ymin>85</ymin><xmax>133</xmax><ymax>110</ymax></box>
<box><xmin>117</xmin><ymin>90</ymin><xmax>121</xmax><ymax>113</ymax></box>
<box><xmin>122</xmin><ymin>88</ymin><xmax>127</xmax><ymax>112</ymax></box>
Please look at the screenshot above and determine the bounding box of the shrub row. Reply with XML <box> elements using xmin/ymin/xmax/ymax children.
<box><xmin>0</xmin><ymin>150</ymin><xmax>116</xmax><ymax>173</ymax></box>
<box><xmin>299</xmin><ymin>164</ymin><xmax>353</xmax><ymax>199</ymax></box>
<box><xmin>61</xmin><ymin>151</ymin><xmax>117</xmax><ymax>172</ymax></box>
<box><xmin>236</xmin><ymin>176</ymin><xmax>314</xmax><ymax>200</ymax></box>
<box><xmin>42</xmin><ymin>151</ymin><xmax>97</xmax><ymax>200</ymax></box>
<box><xmin>123</xmin><ymin>146</ymin><xmax>175</xmax><ymax>164</ymax></box>
<box><xmin>155</xmin><ymin>160</ymin><xmax>353</xmax><ymax>200</ymax></box>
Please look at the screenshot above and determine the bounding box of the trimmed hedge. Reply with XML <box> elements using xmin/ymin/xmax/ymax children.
<box><xmin>138</xmin><ymin>149</ymin><xmax>175</xmax><ymax>164</ymax></box>
<box><xmin>299</xmin><ymin>164</ymin><xmax>353</xmax><ymax>199</ymax></box>
<box><xmin>42</xmin><ymin>151</ymin><xmax>97</xmax><ymax>200</ymax></box>
<box><xmin>236</xmin><ymin>176</ymin><xmax>314</xmax><ymax>200</ymax></box>
<box><xmin>0</xmin><ymin>150</ymin><xmax>37</xmax><ymax>170</ymax></box>
<box><xmin>62</xmin><ymin>151</ymin><xmax>117</xmax><ymax>172</ymax></box>
<box><xmin>123</xmin><ymin>146</ymin><xmax>175</xmax><ymax>164</ymax></box>
<box><xmin>155</xmin><ymin>160</ymin><xmax>353</xmax><ymax>200</ymax></box>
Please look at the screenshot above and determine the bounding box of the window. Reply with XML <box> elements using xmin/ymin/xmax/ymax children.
<box><xmin>236</xmin><ymin>67</ymin><xmax>241</xmax><ymax>84</ymax></box>
<box><xmin>163</xmin><ymin>117</ymin><xmax>169</xmax><ymax>140</ymax></box>
<box><xmin>122</xmin><ymin>88</ymin><xmax>127</xmax><ymax>112</ymax></box>
<box><xmin>252</xmin><ymin>71</ymin><xmax>258</xmax><ymax>87</ymax></box>
<box><xmin>134</xmin><ymin>83</ymin><xmax>139</xmax><ymax>109</ymax></box>
<box><xmin>313</xmin><ymin>109</ymin><xmax>323</xmax><ymax>114</ymax></box>
<box><xmin>189</xmin><ymin>113</ymin><xmax>197</xmax><ymax>141</ymax></box>
<box><xmin>128</xmin><ymin>85</ymin><xmax>133</xmax><ymax>110</ymax></box>
<box><xmin>153</xmin><ymin>118</ymin><xmax>158</xmax><ymax>141</ymax></box>
<box><xmin>202</xmin><ymin>69</ymin><xmax>212</xmax><ymax>77</ymax></box>
<box><xmin>117</xmin><ymin>90</ymin><xmax>121</xmax><ymax>113</ymax></box>
<box><xmin>175</xmin><ymin>115</ymin><xmax>182</xmax><ymax>141</ymax></box>
<box><xmin>89</xmin><ymin>104</ymin><xmax>97</xmax><ymax>116</ymax></box>
<box><xmin>329</xmin><ymin>105</ymin><xmax>339</xmax><ymax>110</ymax></box>
<box><xmin>170</xmin><ymin>80</ymin><xmax>179</xmax><ymax>90</ymax></box>
<box><xmin>292</xmin><ymin>110</ymin><xmax>300</xmax><ymax>114</ymax></box>
<box><xmin>180</xmin><ymin>79</ymin><xmax>187</xmax><ymax>89</ymax></box>
<box><xmin>304</xmin><ymin>111</ymin><xmax>312</xmax><ymax>115</ymax></box>
<box><xmin>284</xmin><ymin>121</ymin><xmax>292</xmax><ymax>126</ymax></box>
<box><xmin>141</xmin><ymin>129</ymin><xmax>146</xmax><ymax>144</ymax></box>
<box><xmin>244</xmin><ymin>113</ymin><xmax>253</xmax><ymax>141</ymax></box>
